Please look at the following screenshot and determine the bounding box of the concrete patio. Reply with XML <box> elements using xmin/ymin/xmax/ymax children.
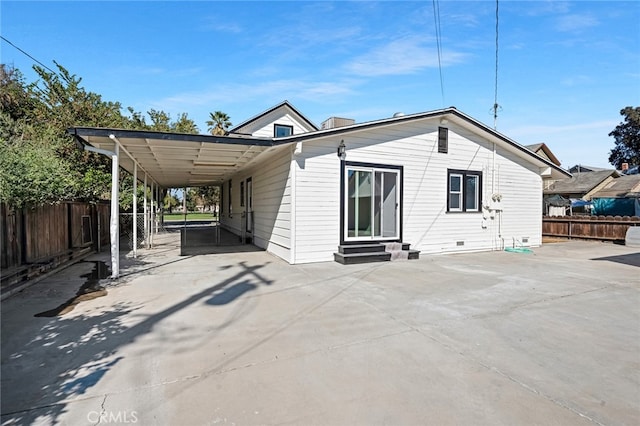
<box><xmin>1</xmin><ymin>234</ymin><xmax>639</xmax><ymax>425</ymax></box>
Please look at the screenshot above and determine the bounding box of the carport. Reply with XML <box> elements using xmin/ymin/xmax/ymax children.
<box><xmin>69</xmin><ymin>127</ymin><xmax>274</xmax><ymax>278</ymax></box>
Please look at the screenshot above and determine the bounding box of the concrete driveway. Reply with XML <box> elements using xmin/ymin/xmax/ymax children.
<box><xmin>2</xmin><ymin>235</ymin><xmax>639</xmax><ymax>425</ymax></box>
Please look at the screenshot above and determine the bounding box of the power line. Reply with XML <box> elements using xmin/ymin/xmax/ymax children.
<box><xmin>432</xmin><ymin>0</ymin><xmax>445</xmax><ymax>107</ymax></box>
<box><xmin>492</xmin><ymin>0</ymin><xmax>500</xmax><ymax>129</ymax></box>
<box><xmin>0</xmin><ymin>35</ymin><xmax>58</xmax><ymax>75</ymax></box>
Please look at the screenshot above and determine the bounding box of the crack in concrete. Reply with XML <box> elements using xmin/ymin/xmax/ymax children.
<box><xmin>92</xmin><ymin>394</ymin><xmax>108</xmax><ymax>426</ymax></box>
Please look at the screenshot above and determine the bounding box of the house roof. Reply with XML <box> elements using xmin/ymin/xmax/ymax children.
<box><xmin>525</xmin><ymin>143</ymin><xmax>561</xmax><ymax>166</ymax></box>
<box><xmin>276</xmin><ymin>107</ymin><xmax>571</xmax><ymax>180</ymax></box>
<box><xmin>569</xmin><ymin>164</ymin><xmax>609</xmax><ymax>173</ymax></box>
<box><xmin>69</xmin><ymin>105</ymin><xmax>571</xmax><ymax>188</ymax></box>
<box><xmin>544</xmin><ymin>169</ymin><xmax>619</xmax><ymax>195</ymax></box>
<box><xmin>229</xmin><ymin>100</ymin><xmax>319</xmax><ymax>134</ymax></box>
<box><xmin>590</xmin><ymin>174</ymin><xmax>640</xmax><ymax>198</ymax></box>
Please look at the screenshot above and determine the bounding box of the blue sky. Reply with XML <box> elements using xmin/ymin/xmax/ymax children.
<box><xmin>2</xmin><ymin>1</ymin><xmax>639</xmax><ymax>169</ymax></box>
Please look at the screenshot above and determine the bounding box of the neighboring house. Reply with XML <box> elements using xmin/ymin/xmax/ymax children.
<box><xmin>544</xmin><ymin>169</ymin><xmax>620</xmax><ymax>201</ymax></box>
<box><xmin>71</xmin><ymin>102</ymin><xmax>569</xmax><ymax>265</ymax></box>
<box><xmin>569</xmin><ymin>164</ymin><xmax>609</xmax><ymax>173</ymax></box>
<box><xmin>591</xmin><ymin>174</ymin><xmax>640</xmax><ymax>216</ymax></box>
<box><xmin>525</xmin><ymin>143</ymin><xmax>561</xmax><ymax>190</ymax></box>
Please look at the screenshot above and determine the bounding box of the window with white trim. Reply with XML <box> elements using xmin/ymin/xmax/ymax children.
<box><xmin>447</xmin><ymin>170</ymin><xmax>482</xmax><ymax>212</ymax></box>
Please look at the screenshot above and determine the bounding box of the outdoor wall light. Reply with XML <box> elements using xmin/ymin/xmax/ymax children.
<box><xmin>337</xmin><ymin>140</ymin><xmax>346</xmax><ymax>160</ymax></box>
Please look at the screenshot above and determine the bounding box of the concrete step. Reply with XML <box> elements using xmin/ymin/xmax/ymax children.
<box><xmin>334</xmin><ymin>251</ymin><xmax>392</xmax><ymax>265</ymax></box>
<box><xmin>338</xmin><ymin>244</ymin><xmax>387</xmax><ymax>254</ymax></box>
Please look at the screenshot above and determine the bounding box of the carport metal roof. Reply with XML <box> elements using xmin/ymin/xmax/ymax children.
<box><xmin>69</xmin><ymin>128</ymin><xmax>275</xmax><ymax>188</ymax></box>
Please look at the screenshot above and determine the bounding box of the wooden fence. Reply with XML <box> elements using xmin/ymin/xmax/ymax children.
<box><xmin>542</xmin><ymin>215</ymin><xmax>640</xmax><ymax>242</ymax></box>
<box><xmin>1</xmin><ymin>201</ymin><xmax>110</xmax><ymax>287</ymax></box>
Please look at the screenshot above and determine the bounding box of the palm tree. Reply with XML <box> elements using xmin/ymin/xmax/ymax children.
<box><xmin>206</xmin><ymin>111</ymin><xmax>232</xmax><ymax>136</ymax></box>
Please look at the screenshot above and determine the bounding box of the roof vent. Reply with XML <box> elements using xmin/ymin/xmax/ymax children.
<box><xmin>393</xmin><ymin>112</ymin><xmax>405</xmax><ymax>118</ymax></box>
<box><xmin>321</xmin><ymin>117</ymin><xmax>355</xmax><ymax>130</ymax></box>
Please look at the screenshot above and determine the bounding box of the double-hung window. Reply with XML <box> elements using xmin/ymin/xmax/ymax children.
<box><xmin>448</xmin><ymin>170</ymin><xmax>482</xmax><ymax>212</ymax></box>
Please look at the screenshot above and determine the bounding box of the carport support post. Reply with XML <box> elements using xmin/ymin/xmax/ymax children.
<box><xmin>109</xmin><ymin>143</ymin><xmax>120</xmax><ymax>278</ymax></box>
<box><xmin>133</xmin><ymin>163</ymin><xmax>137</xmax><ymax>258</ymax></box>
<box><xmin>150</xmin><ymin>181</ymin><xmax>155</xmax><ymax>248</ymax></box>
<box><xmin>143</xmin><ymin>173</ymin><xmax>148</xmax><ymax>249</ymax></box>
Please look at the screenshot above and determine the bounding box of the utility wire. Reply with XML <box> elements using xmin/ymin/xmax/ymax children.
<box><xmin>432</xmin><ymin>0</ymin><xmax>445</xmax><ymax>107</ymax></box>
<box><xmin>1</xmin><ymin>35</ymin><xmax>58</xmax><ymax>75</ymax></box>
<box><xmin>492</xmin><ymin>0</ymin><xmax>500</xmax><ymax>129</ymax></box>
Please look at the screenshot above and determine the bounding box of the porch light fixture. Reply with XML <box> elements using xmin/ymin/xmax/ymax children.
<box><xmin>337</xmin><ymin>140</ymin><xmax>346</xmax><ymax>160</ymax></box>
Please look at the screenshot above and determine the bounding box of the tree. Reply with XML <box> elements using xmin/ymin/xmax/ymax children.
<box><xmin>206</xmin><ymin>111</ymin><xmax>231</xmax><ymax>136</ymax></box>
<box><xmin>163</xmin><ymin>190</ymin><xmax>180</xmax><ymax>213</ymax></box>
<box><xmin>172</xmin><ymin>112</ymin><xmax>199</xmax><ymax>134</ymax></box>
<box><xmin>196</xmin><ymin>186</ymin><xmax>219</xmax><ymax>213</ymax></box>
<box><xmin>609</xmin><ymin>106</ymin><xmax>640</xmax><ymax>169</ymax></box>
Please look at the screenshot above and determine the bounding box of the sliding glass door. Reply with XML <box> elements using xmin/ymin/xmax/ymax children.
<box><xmin>345</xmin><ymin>166</ymin><xmax>400</xmax><ymax>241</ymax></box>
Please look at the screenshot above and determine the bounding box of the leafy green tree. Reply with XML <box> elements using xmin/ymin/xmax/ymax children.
<box><xmin>147</xmin><ymin>109</ymin><xmax>172</xmax><ymax>132</ymax></box>
<box><xmin>206</xmin><ymin>111</ymin><xmax>231</xmax><ymax>136</ymax></box>
<box><xmin>196</xmin><ymin>186</ymin><xmax>220</xmax><ymax>213</ymax></box>
<box><xmin>0</xmin><ymin>114</ymin><xmax>76</xmax><ymax>207</ymax></box>
<box><xmin>609</xmin><ymin>106</ymin><xmax>640</xmax><ymax>169</ymax></box>
<box><xmin>0</xmin><ymin>65</ymin><xmax>36</xmax><ymax>120</ymax></box>
<box><xmin>172</xmin><ymin>112</ymin><xmax>199</xmax><ymax>134</ymax></box>
<box><xmin>163</xmin><ymin>190</ymin><xmax>180</xmax><ymax>213</ymax></box>
<box><xmin>185</xmin><ymin>188</ymin><xmax>198</xmax><ymax>212</ymax></box>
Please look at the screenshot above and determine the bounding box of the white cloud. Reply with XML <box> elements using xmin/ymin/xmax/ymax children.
<box><xmin>149</xmin><ymin>79</ymin><xmax>359</xmax><ymax>112</ymax></box>
<box><xmin>344</xmin><ymin>36</ymin><xmax>467</xmax><ymax>77</ymax></box>
<box><xmin>200</xmin><ymin>17</ymin><xmax>243</xmax><ymax>34</ymax></box>
<box><xmin>561</xmin><ymin>75</ymin><xmax>594</xmax><ymax>87</ymax></box>
<box><xmin>555</xmin><ymin>13</ymin><xmax>599</xmax><ymax>32</ymax></box>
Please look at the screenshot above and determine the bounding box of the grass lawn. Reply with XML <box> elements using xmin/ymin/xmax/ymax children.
<box><xmin>163</xmin><ymin>212</ymin><xmax>218</xmax><ymax>221</ymax></box>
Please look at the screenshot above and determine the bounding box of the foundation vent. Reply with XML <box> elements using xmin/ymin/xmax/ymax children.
<box><xmin>456</xmin><ymin>241</ymin><xmax>465</xmax><ymax>246</ymax></box>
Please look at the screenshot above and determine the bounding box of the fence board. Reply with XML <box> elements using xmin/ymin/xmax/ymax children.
<box><xmin>1</xmin><ymin>201</ymin><xmax>110</xmax><ymax>278</ymax></box>
<box><xmin>543</xmin><ymin>215</ymin><xmax>640</xmax><ymax>241</ymax></box>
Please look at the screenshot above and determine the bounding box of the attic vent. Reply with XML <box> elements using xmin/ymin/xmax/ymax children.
<box><xmin>393</xmin><ymin>112</ymin><xmax>405</xmax><ymax>118</ymax></box>
<box><xmin>321</xmin><ymin>117</ymin><xmax>355</xmax><ymax>130</ymax></box>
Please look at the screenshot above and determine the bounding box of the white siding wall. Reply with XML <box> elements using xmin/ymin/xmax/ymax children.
<box><xmin>219</xmin><ymin>146</ymin><xmax>293</xmax><ymax>262</ymax></box>
<box><xmin>293</xmin><ymin>120</ymin><xmax>543</xmax><ymax>263</ymax></box>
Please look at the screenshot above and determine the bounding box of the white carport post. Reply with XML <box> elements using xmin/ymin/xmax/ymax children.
<box><xmin>143</xmin><ymin>173</ymin><xmax>148</xmax><ymax>249</ymax></box>
<box><xmin>133</xmin><ymin>163</ymin><xmax>138</xmax><ymax>258</ymax></box>
<box><xmin>83</xmin><ymin>141</ymin><xmax>120</xmax><ymax>279</ymax></box>
<box><xmin>150</xmin><ymin>180</ymin><xmax>155</xmax><ymax>248</ymax></box>
<box><xmin>110</xmin><ymin>142</ymin><xmax>120</xmax><ymax>277</ymax></box>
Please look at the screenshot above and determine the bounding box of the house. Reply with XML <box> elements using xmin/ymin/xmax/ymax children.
<box><xmin>590</xmin><ymin>174</ymin><xmax>640</xmax><ymax>216</ymax></box>
<box><xmin>70</xmin><ymin>102</ymin><xmax>569</xmax><ymax>269</ymax></box>
<box><xmin>544</xmin><ymin>169</ymin><xmax>620</xmax><ymax>212</ymax></box>
<box><xmin>525</xmin><ymin>143</ymin><xmax>561</xmax><ymax>191</ymax></box>
<box><xmin>568</xmin><ymin>164</ymin><xmax>610</xmax><ymax>173</ymax></box>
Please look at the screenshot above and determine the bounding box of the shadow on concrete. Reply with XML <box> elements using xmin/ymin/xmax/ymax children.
<box><xmin>591</xmin><ymin>252</ymin><xmax>640</xmax><ymax>268</ymax></box>
<box><xmin>1</xmin><ymin>260</ymin><xmax>273</xmax><ymax>425</ymax></box>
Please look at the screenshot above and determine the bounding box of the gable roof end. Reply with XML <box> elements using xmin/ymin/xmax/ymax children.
<box><xmin>229</xmin><ymin>100</ymin><xmax>319</xmax><ymax>134</ymax></box>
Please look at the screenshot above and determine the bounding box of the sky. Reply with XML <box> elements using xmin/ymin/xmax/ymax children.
<box><xmin>2</xmin><ymin>1</ymin><xmax>639</xmax><ymax>169</ymax></box>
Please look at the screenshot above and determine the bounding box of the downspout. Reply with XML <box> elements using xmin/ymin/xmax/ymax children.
<box><xmin>83</xmin><ymin>142</ymin><xmax>120</xmax><ymax>279</ymax></box>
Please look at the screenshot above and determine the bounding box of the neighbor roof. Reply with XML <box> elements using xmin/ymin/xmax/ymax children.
<box><xmin>591</xmin><ymin>174</ymin><xmax>640</xmax><ymax>198</ymax></box>
<box><xmin>545</xmin><ymin>169</ymin><xmax>619</xmax><ymax>195</ymax></box>
<box><xmin>525</xmin><ymin>143</ymin><xmax>561</xmax><ymax>166</ymax></box>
